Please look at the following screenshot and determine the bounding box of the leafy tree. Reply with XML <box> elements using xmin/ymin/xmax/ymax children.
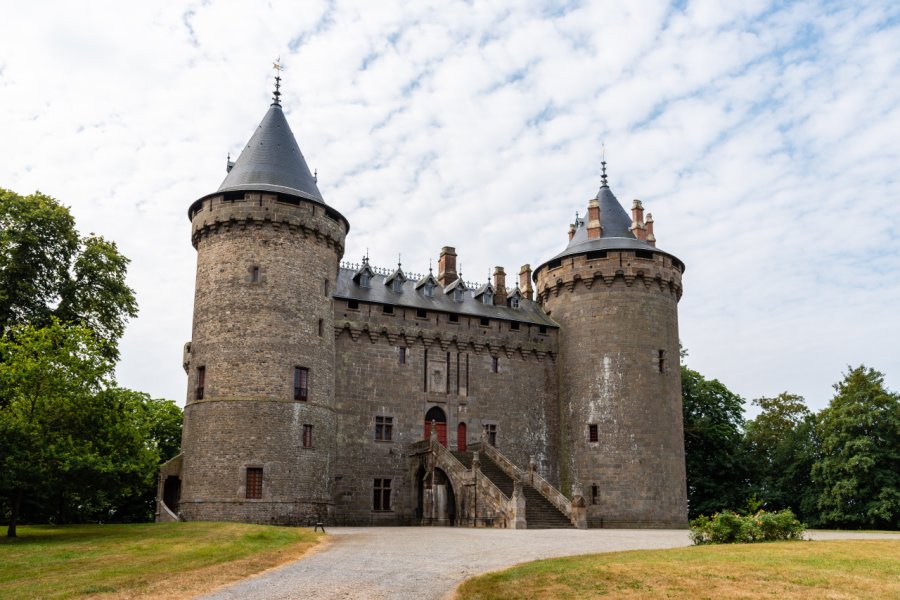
<box><xmin>812</xmin><ymin>366</ymin><xmax>900</xmax><ymax>529</ymax></box>
<box><xmin>681</xmin><ymin>366</ymin><xmax>748</xmax><ymax>518</ymax></box>
<box><xmin>0</xmin><ymin>188</ymin><xmax>137</xmax><ymax>358</ymax></box>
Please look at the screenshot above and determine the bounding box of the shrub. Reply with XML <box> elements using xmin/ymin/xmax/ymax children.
<box><xmin>690</xmin><ymin>509</ymin><xmax>805</xmax><ymax>545</ymax></box>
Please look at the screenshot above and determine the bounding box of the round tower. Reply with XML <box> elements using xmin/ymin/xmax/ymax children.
<box><xmin>533</xmin><ymin>160</ymin><xmax>687</xmax><ymax>528</ymax></box>
<box><xmin>179</xmin><ymin>82</ymin><xmax>348</xmax><ymax>524</ymax></box>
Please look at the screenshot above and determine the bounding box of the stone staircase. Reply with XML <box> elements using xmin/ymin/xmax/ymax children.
<box><xmin>451</xmin><ymin>450</ymin><xmax>573</xmax><ymax>529</ymax></box>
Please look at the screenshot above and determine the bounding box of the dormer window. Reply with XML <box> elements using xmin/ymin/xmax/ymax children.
<box><xmin>360</xmin><ymin>274</ymin><xmax>370</xmax><ymax>287</ymax></box>
<box><xmin>510</xmin><ymin>297</ymin><xmax>520</xmax><ymax>309</ymax></box>
<box><xmin>483</xmin><ymin>292</ymin><xmax>493</xmax><ymax>305</ymax></box>
<box><xmin>454</xmin><ymin>288</ymin><xmax>464</xmax><ymax>302</ymax></box>
<box><xmin>424</xmin><ymin>283</ymin><xmax>435</xmax><ymax>297</ymax></box>
<box><xmin>392</xmin><ymin>279</ymin><xmax>402</xmax><ymax>293</ymax></box>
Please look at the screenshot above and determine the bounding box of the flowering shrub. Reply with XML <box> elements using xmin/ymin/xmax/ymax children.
<box><xmin>689</xmin><ymin>509</ymin><xmax>805</xmax><ymax>545</ymax></box>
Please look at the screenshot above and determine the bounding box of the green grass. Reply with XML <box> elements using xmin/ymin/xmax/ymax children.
<box><xmin>0</xmin><ymin>522</ymin><xmax>321</xmax><ymax>599</ymax></box>
<box><xmin>457</xmin><ymin>540</ymin><xmax>900</xmax><ymax>599</ymax></box>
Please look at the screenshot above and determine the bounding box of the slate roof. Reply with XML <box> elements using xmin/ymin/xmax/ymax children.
<box><xmin>334</xmin><ymin>268</ymin><xmax>558</xmax><ymax>328</ymax></box>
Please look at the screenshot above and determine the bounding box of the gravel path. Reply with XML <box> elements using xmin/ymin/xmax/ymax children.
<box><xmin>200</xmin><ymin>527</ymin><xmax>899</xmax><ymax>600</ymax></box>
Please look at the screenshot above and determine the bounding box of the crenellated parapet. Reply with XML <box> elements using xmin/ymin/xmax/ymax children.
<box><xmin>189</xmin><ymin>192</ymin><xmax>347</xmax><ymax>257</ymax></box>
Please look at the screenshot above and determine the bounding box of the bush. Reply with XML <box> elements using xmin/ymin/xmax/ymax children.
<box><xmin>690</xmin><ymin>509</ymin><xmax>805</xmax><ymax>545</ymax></box>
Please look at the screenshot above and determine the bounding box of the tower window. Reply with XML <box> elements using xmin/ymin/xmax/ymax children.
<box><xmin>195</xmin><ymin>366</ymin><xmax>205</xmax><ymax>400</ymax></box>
<box><xmin>510</xmin><ymin>321</ymin><xmax>520</xmax><ymax>331</ymax></box>
<box><xmin>635</xmin><ymin>250</ymin><xmax>654</xmax><ymax>260</ymax></box>
<box><xmin>374</xmin><ymin>478</ymin><xmax>392</xmax><ymax>511</ymax></box>
<box><xmin>480</xmin><ymin>317</ymin><xmax>490</xmax><ymax>327</ymax></box>
<box><xmin>483</xmin><ymin>423</ymin><xmax>497</xmax><ymax>447</ymax></box>
<box><xmin>658</xmin><ymin>350</ymin><xmax>667</xmax><ymax>374</ymax></box>
<box><xmin>383</xmin><ymin>304</ymin><xmax>394</xmax><ymax>315</ymax></box>
<box><xmin>347</xmin><ymin>300</ymin><xmax>359</xmax><ymax>310</ymax></box>
<box><xmin>589</xmin><ymin>424</ymin><xmax>599</xmax><ymax>443</ymax></box>
<box><xmin>416</xmin><ymin>308</ymin><xmax>427</xmax><ymax>319</ymax></box>
<box><xmin>539</xmin><ymin>326</ymin><xmax>547</xmax><ymax>334</ymax></box>
<box><xmin>591</xmin><ymin>484</ymin><xmax>599</xmax><ymax>505</ymax></box>
<box><xmin>491</xmin><ymin>356</ymin><xmax>498</xmax><ymax>373</ymax></box>
<box><xmin>246</xmin><ymin>468</ymin><xmax>263</xmax><ymax>499</ymax></box>
<box><xmin>250</xmin><ymin>265</ymin><xmax>259</xmax><ymax>283</ymax></box>
<box><xmin>399</xmin><ymin>347</ymin><xmax>407</xmax><ymax>365</ymax></box>
<box><xmin>375</xmin><ymin>416</ymin><xmax>393</xmax><ymax>441</ymax></box>
<box><xmin>294</xmin><ymin>366</ymin><xmax>309</xmax><ymax>401</ymax></box>
<box><xmin>449</xmin><ymin>314</ymin><xmax>459</xmax><ymax>323</ymax></box>
<box><xmin>324</xmin><ymin>279</ymin><xmax>330</xmax><ymax>296</ymax></box>
<box><xmin>318</xmin><ymin>318</ymin><xmax>324</xmax><ymax>337</ymax></box>
<box><xmin>302</xmin><ymin>424</ymin><xmax>313</xmax><ymax>448</ymax></box>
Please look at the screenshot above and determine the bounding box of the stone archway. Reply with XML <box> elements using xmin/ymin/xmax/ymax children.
<box><xmin>416</xmin><ymin>466</ymin><xmax>457</xmax><ymax>526</ymax></box>
<box><xmin>424</xmin><ymin>406</ymin><xmax>447</xmax><ymax>446</ymax></box>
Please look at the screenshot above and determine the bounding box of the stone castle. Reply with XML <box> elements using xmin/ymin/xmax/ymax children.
<box><xmin>157</xmin><ymin>80</ymin><xmax>688</xmax><ymax>529</ymax></box>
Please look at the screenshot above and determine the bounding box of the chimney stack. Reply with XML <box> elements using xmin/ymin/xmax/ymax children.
<box><xmin>631</xmin><ymin>199</ymin><xmax>647</xmax><ymax>240</ymax></box>
<box><xmin>519</xmin><ymin>264</ymin><xmax>533</xmax><ymax>300</ymax></box>
<box><xmin>438</xmin><ymin>246</ymin><xmax>458</xmax><ymax>286</ymax></box>
<box><xmin>568</xmin><ymin>223</ymin><xmax>576</xmax><ymax>240</ymax></box>
<box><xmin>493</xmin><ymin>266</ymin><xmax>507</xmax><ymax>305</ymax></box>
<box><xmin>645</xmin><ymin>213</ymin><xmax>656</xmax><ymax>247</ymax></box>
<box><xmin>586</xmin><ymin>198</ymin><xmax>602</xmax><ymax>240</ymax></box>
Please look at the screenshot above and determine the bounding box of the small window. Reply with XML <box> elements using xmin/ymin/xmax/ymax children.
<box><xmin>374</xmin><ymin>478</ymin><xmax>392</xmax><ymax>511</ymax></box>
<box><xmin>416</xmin><ymin>308</ymin><xmax>427</xmax><ymax>319</ymax></box>
<box><xmin>294</xmin><ymin>366</ymin><xmax>309</xmax><ymax>401</ymax></box>
<box><xmin>479</xmin><ymin>317</ymin><xmax>490</xmax><ymax>327</ymax></box>
<box><xmin>302</xmin><ymin>424</ymin><xmax>313</xmax><ymax>448</ymax></box>
<box><xmin>246</xmin><ymin>468</ymin><xmax>263</xmax><ymax>499</ymax></box>
<box><xmin>484</xmin><ymin>424</ymin><xmax>497</xmax><ymax>447</ymax></box>
<box><xmin>591</xmin><ymin>484</ymin><xmax>599</xmax><ymax>505</ymax></box>
<box><xmin>359</xmin><ymin>274</ymin><xmax>370</xmax><ymax>288</ymax></box>
<box><xmin>348</xmin><ymin>300</ymin><xmax>359</xmax><ymax>310</ymax></box>
<box><xmin>318</xmin><ymin>318</ymin><xmax>324</xmax><ymax>337</ymax></box>
<box><xmin>510</xmin><ymin>321</ymin><xmax>520</xmax><ymax>331</ymax></box>
<box><xmin>483</xmin><ymin>292</ymin><xmax>493</xmax><ymax>304</ymax></box>
<box><xmin>424</xmin><ymin>283</ymin><xmax>435</xmax><ymax>297</ymax></box>
<box><xmin>491</xmin><ymin>356</ymin><xmax>498</xmax><ymax>373</ymax></box>
<box><xmin>539</xmin><ymin>325</ymin><xmax>547</xmax><ymax>334</ymax></box>
<box><xmin>392</xmin><ymin>279</ymin><xmax>403</xmax><ymax>293</ymax></box>
<box><xmin>454</xmin><ymin>288</ymin><xmax>464</xmax><ymax>302</ymax></box>
<box><xmin>399</xmin><ymin>347</ymin><xmax>407</xmax><ymax>365</ymax></box>
<box><xmin>195</xmin><ymin>366</ymin><xmax>205</xmax><ymax>400</ymax></box>
<box><xmin>635</xmin><ymin>250</ymin><xmax>654</xmax><ymax>260</ymax></box>
<box><xmin>449</xmin><ymin>313</ymin><xmax>459</xmax><ymax>323</ymax></box>
<box><xmin>658</xmin><ymin>349</ymin><xmax>667</xmax><ymax>373</ymax></box>
<box><xmin>510</xmin><ymin>297</ymin><xmax>519</xmax><ymax>309</ymax></box>
<box><xmin>375</xmin><ymin>416</ymin><xmax>394</xmax><ymax>441</ymax></box>
<box><xmin>589</xmin><ymin>424</ymin><xmax>599</xmax><ymax>443</ymax></box>
<box><xmin>383</xmin><ymin>304</ymin><xmax>394</xmax><ymax>315</ymax></box>
<box><xmin>324</xmin><ymin>279</ymin><xmax>329</xmax><ymax>296</ymax></box>
<box><xmin>250</xmin><ymin>265</ymin><xmax>260</xmax><ymax>283</ymax></box>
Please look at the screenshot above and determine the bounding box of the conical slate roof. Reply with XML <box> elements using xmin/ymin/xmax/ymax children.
<box><xmin>218</xmin><ymin>103</ymin><xmax>324</xmax><ymax>202</ymax></box>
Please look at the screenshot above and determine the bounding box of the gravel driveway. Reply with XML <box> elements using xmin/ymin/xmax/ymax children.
<box><xmin>199</xmin><ymin>527</ymin><xmax>898</xmax><ymax>600</ymax></box>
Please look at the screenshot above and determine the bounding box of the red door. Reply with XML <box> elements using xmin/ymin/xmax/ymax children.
<box><xmin>457</xmin><ymin>423</ymin><xmax>467</xmax><ymax>452</ymax></box>
<box><xmin>424</xmin><ymin>420</ymin><xmax>447</xmax><ymax>446</ymax></box>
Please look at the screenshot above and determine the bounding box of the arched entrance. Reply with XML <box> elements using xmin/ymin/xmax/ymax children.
<box><xmin>415</xmin><ymin>466</ymin><xmax>457</xmax><ymax>525</ymax></box>
<box><xmin>423</xmin><ymin>406</ymin><xmax>447</xmax><ymax>446</ymax></box>
<box><xmin>163</xmin><ymin>476</ymin><xmax>181</xmax><ymax>513</ymax></box>
<box><xmin>457</xmin><ymin>422</ymin><xmax>467</xmax><ymax>452</ymax></box>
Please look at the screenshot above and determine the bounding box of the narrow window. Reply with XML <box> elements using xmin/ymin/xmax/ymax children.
<box><xmin>375</xmin><ymin>416</ymin><xmax>394</xmax><ymax>441</ymax></box>
<box><xmin>456</xmin><ymin>353</ymin><xmax>460</xmax><ymax>393</ymax></box>
<box><xmin>424</xmin><ymin>283</ymin><xmax>435</xmax><ymax>297</ymax></box>
<box><xmin>294</xmin><ymin>366</ymin><xmax>309</xmax><ymax>401</ymax></box>
<box><xmin>484</xmin><ymin>424</ymin><xmax>497</xmax><ymax>447</ymax></box>
<box><xmin>383</xmin><ymin>304</ymin><xmax>394</xmax><ymax>315</ymax></box>
<box><xmin>302</xmin><ymin>424</ymin><xmax>313</xmax><ymax>448</ymax></box>
<box><xmin>454</xmin><ymin>288</ymin><xmax>464</xmax><ymax>302</ymax></box>
<box><xmin>250</xmin><ymin>265</ymin><xmax>260</xmax><ymax>283</ymax></box>
<box><xmin>348</xmin><ymin>300</ymin><xmax>359</xmax><ymax>310</ymax></box>
<box><xmin>491</xmin><ymin>356</ymin><xmax>498</xmax><ymax>373</ymax></box>
<box><xmin>392</xmin><ymin>279</ymin><xmax>402</xmax><ymax>293</ymax></box>
<box><xmin>416</xmin><ymin>308</ymin><xmax>427</xmax><ymax>319</ymax></box>
<box><xmin>449</xmin><ymin>313</ymin><xmax>459</xmax><ymax>323</ymax></box>
<box><xmin>360</xmin><ymin>274</ymin><xmax>370</xmax><ymax>287</ymax></box>
<box><xmin>195</xmin><ymin>366</ymin><xmax>205</xmax><ymax>400</ymax></box>
<box><xmin>446</xmin><ymin>352</ymin><xmax>450</xmax><ymax>393</ymax></box>
<box><xmin>483</xmin><ymin>292</ymin><xmax>493</xmax><ymax>304</ymax></box>
<box><xmin>246</xmin><ymin>468</ymin><xmax>263</xmax><ymax>499</ymax></box>
<box><xmin>465</xmin><ymin>354</ymin><xmax>469</xmax><ymax>396</ymax></box>
<box><xmin>658</xmin><ymin>349</ymin><xmax>667</xmax><ymax>374</ymax></box>
<box><xmin>457</xmin><ymin>422</ymin><xmax>467</xmax><ymax>452</ymax></box>
<box><xmin>479</xmin><ymin>317</ymin><xmax>490</xmax><ymax>327</ymax></box>
<box><xmin>591</xmin><ymin>484</ymin><xmax>599</xmax><ymax>505</ymax></box>
<box><xmin>399</xmin><ymin>347</ymin><xmax>407</xmax><ymax>365</ymax></box>
<box><xmin>510</xmin><ymin>321</ymin><xmax>520</xmax><ymax>331</ymax></box>
<box><xmin>324</xmin><ymin>279</ymin><xmax>329</xmax><ymax>296</ymax></box>
<box><xmin>374</xmin><ymin>478</ymin><xmax>392</xmax><ymax>511</ymax></box>
<box><xmin>423</xmin><ymin>349</ymin><xmax>428</xmax><ymax>392</ymax></box>
<box><xmin>318</xmin><ymin>318</ymin><xmax>324</xmax><ymax>337</ymax></box>
<box><xmin>510</xmin><ymin>297</ymin><xmax>519</xmax><ymax>309</ymax></box>
<box><xmin>589</xmin><ymin>424</ymin><xmax>599</xmax><ymax>443</ymax></box>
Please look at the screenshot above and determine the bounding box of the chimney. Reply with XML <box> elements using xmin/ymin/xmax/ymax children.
<box><xmin>586</xmin><ymin>198</ymin><xmax>602</xmax><ymax>240</ymax></box>
<box><xmin>493</xmin><ymin>266</ymin><xmax>507</xmax><ymax>305</ymax></box>
<box><xmin>645</xmin><ymin>213</ymin><xmax>656</xmax><ymax>246</ymax></box>
<box><xmin>438</xmin><ymin>246</ymin><xmax>458</xmax><ymax>286</ymax></box>
<box><xmin>519</xmin><ymin>264</ymin><xmax>533</xmax><ymax>300</ymax></box>
<box><xmin>568</xmin><ymin>223</ymin><xmax>576</xmax><ymax>240</ymax></box>
<box><xmin>631</xmin><ymin>199</ymin><xmax>646</xmax><ymax>240</ymax></box>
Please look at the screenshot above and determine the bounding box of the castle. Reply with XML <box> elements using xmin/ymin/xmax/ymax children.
<box><xmin>157</xmin><ymin>79</ymin><xmax>688</xmax><ymax>529</ymax></box>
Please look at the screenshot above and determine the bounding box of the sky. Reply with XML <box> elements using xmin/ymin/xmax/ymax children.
<box><xmin>2</xmin><ymin>0</ymin><xmax>899</xmax><ymax>416</ymax></box>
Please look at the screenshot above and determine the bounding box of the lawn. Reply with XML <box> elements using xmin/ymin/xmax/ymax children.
<box><xmin>0</xmin><ymin>522</ymin><xmax>322</xmax><ymax>599</ymax></box>
<box><xmin>456</xmin><ymin>539</ymin><xmax>900</xmax><ymax>599</ymax></box>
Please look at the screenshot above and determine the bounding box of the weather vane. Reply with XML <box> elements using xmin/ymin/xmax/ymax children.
<box><xmin>272</xmin><ymin>57</ymin><xmax>285</xmax><ymax>105</ymax></box>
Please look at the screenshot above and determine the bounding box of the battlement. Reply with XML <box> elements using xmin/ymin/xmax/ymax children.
<box><xmin>189</xmin><ymin>191</ymin><xmax>348</xmax><ymax>256</ymax></box>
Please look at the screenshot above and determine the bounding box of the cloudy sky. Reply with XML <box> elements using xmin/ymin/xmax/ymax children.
<box><xmin>2</xmin><ymin>1</ymin><xmax>898</xmax><ymax>415</ymax></box>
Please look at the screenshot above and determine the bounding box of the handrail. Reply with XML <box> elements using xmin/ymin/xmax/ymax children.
<box><xmin>159</xmin><ymin>500</ymin><xmax>180</xmax><ymax>522</ymax></box>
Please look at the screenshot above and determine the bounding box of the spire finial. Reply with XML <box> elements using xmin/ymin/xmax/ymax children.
<box><xmin>272</xmin><ymin>57</ymin><xmax>285</xmax><ymax>105</ymax></box>
<box><xmin>428</xmin><ymin>258</ymin><xmax>433</xmax><ymax>273</ymax></box>
<box><xmin>398</xmin><ymin>253</ymin><xmax>402</xmax><ymax>269</ymax></box>
<box><xmin>600</xmin><ymin>142</ymin><xmax>608</xmax><ymax>188</ymax></box>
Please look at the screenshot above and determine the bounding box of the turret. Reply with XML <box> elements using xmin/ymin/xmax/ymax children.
<box><xmin>532</xmin><ymin>158</ymin><xmax>687</xmax><ymax>528</ymax></box>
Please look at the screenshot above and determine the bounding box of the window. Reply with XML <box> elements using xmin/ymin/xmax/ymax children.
<box><xmin>250</xmin><ymin>265</ymin><xmax>259</xmax><ymax>283</ymax></box>
<box><xmin>658</xmin><ymin>349</ymin><xmax>667</xmax><ymax>374</ymax></box>
<box><xmin>348</xmin><ymin>299</ymin><xmax>359</xmax><ymax>310</ymax></box>
<box><xmin>374</xmin><ymin>478</ymin><xmax>392</xmax><ymax>511</ymax></box>
<box><xmin>399</xmin><ymin>347</ymin><xmax>407</xmax><ymax>365</ymax></box>
<box><xmin>454</xmin><ymin>288</ymin><xmax>464</xmax><ymax>302</ymax></box>
<box><xmin>359</xmin><ymin>274</ymin><xmax>370</xmax><ymax>287</ymax></box>
<box><xmin>479</xmin><ymin>317</ymin><xmax>490</xmax><ymax>327</ymax></box>
<box><xmin>383</xmin><ymin>304</ymin><xmax>394</xmax><ymax>315</ymax></box>
<box><xmin>302</xmin><ymin>424</ymin><xmax>313</xmax><ymax>448</ymax></box>
<box><xmin>246</xmin><ymin>468</ymin><xmax>263</xmax><ymax>499</ymax></box>
<box><xmin>392</xmin><ymin>279</ymin><xmax>403</xmax><ymax>293</ymax></box>
<box><xmin>491</xmin><ymin>356</ymin><xmax>498</xmax><ymax>373</ymax></box>
<box><xmin>375</xmin><ymin>416</ymin><xmax>394</xmax><ymax>441</ymax></box>
<box><xmin>510</xmin><ymin>321</ymin><xmax>520</xmax><ymax>331</ymax></box>
<box><xmin>318</xmin><ymin>318</ymin><xmax>324</xmax><ymax>337</ymax></box>
<box><xmin>195</xmin><ymin>366</ymin><xmax>205</xmax><ymax>400</ymax></box>
<box><xmin>424</xmin><ymin>283</ymin><xmax>435</xmax><ymax>297</ymax></box>
<box><xmin>484</xmin><ymin>424</ymin><xmax>497</xmax><ymax>447</ymax></box>
<box><xmin>416</xmin><ymin>308</ymin><xmax>427</xmax><ymax>319</ymax></box>
<box><xmin>294</xmin><ymin>367</ymin><xmax>309</xmax><ymax>401</ymax></box>
<box><xmin>510</xmin><ymin>297</ymin><xmax>519</xmax><ymax>309</ymax></box>
<box><xmin>483</xmin><ymin>292</ymin><xmax>493</xmax><ymax>304</ymax></box>
<box><xmin>539</xmin><ymin>325</ymin><xmax>547</xmax><ymax>334</ymax></box>
<box><xmin>449</xmin><ymin>313</ymin><xmax>459</xmax><ymax>323</ymax></box>
<box><xmin>589</xmin><ymin>424</ymin><xmax>599</xmax><ymax>443</ymax></box>
<box><xmin>635</xmin><ymin>249</ymin><xmax>654</xmax><ymax>259</ymax></box>
<box><xmin>324</xmin><ymin>279</ymin><xmax>329</xmax><ymax>296</ymax></box>
<box><xmin>591</xmin><ymin>484</ymin><xmax>599</xmax><ymax>505</ymax></box>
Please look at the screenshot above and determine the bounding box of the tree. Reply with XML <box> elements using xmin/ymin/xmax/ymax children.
<box><xmin>812</xmin><ymin>366</ymin><xmax>900</xmax><ymax>529</ymax></box>
<box><xmin>0</xmin><ymin>188</ymin><xmax>137</xmax><ymax>359</ymax></box>
<box><xmin>681</xmin><ymin>366</ymin><xmax>748</xmax><ymax>518</ymax></box>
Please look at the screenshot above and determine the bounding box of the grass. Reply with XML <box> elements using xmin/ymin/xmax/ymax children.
<box><xmin>456</xmin><ymin>540</ymin><xmax>900</xmax><ymax>599</ymax></box>
<box><xmin>0</xmin><ymin>522</ymin><xmax>322</xmax><ymax>599</ymax></box>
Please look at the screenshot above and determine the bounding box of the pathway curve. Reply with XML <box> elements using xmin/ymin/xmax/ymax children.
<box><xmin>200</xmin><ymin>528</ymin><xmax>898</xmax><ymax>600</ymax></box>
